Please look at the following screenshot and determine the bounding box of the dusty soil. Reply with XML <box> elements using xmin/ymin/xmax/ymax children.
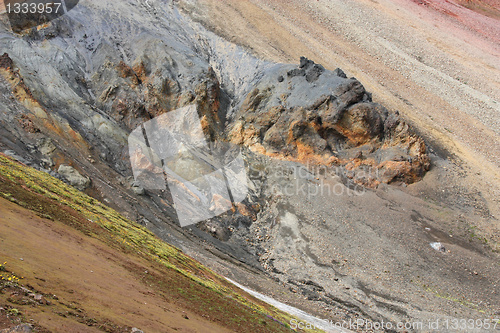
<box><xmin>0</xmin><ymin>196</ymin><xmax>237</xmax><ymax>332</ymax></box>
<box><xmin>172</xmin><ymin>0</ymin><xmax>500</xmax><ymax>328</ymax></box>
<box><xmin>0</xmin><ymin>156</ymin><xmax>301</xmax><ymax>333</ymax></box>
<box><xmin>185</xmin><ymin>0</ymin><xmax>500</xmax><ymax>220</ymax></box>
<box><xmin>0</xmin><ymin>0</ymin><xmax>498</xmax><ymax>330</ymax></box>
<box><xmin>0</xmin><ymin>152</ymin><xmax>307</xmax><ymax>333</ymax></box>
<box><xmin>185</xmin><ymin>0</ymin><xmax>500</xmax><ymax>260</ymax></box>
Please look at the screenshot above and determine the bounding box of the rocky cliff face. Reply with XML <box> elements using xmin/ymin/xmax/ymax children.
<box><xmin>227</xmin><ymin>57</ymin><xmax>430</xmax><ymax>188</ymax></box>
<box><xmin>0</xmin><ymin>2</ymin><xmax>429</xmax><ymax>193</ymax></box>
<box><xmin>1</xmin><ymin>0</ymin><xmax>497</xmax><ymax>328</ymax></box>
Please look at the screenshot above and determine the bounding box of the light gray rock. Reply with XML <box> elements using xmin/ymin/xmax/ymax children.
<box><xmin>132</xmin><ymin>185</ymin><xmax>145</xmax><ymax>195</ymax></box>
<box><xmin>0</xmin><ymin>0</ymin><xmax>495</xmax><ymax>327</ymax></box>
<box><xmin>58</xmin><ymin>164</ymin><xmax>91</xmax><ymax>190</ymax></box>
<box><xmin>37</xmin><ymin>138</ymin><xmax>56</xmax><ymax>156</ymax></box>
<box><xmin>0</xmin><ymin>324</ymin><xmax>33</xmax><ymax>333</ymax></box>
<box><xmin>3</xmin><ymin>150</ymin><xmax>31</xmax><ymax>166</ymax></box>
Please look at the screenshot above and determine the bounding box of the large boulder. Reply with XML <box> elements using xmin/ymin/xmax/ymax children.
<box><xmin>58</xmin><ymin>164</ymin><xmax>91</xmax><ymax>191</ymax></box>
<box><xmin>227</xmin><ymin>57</ymin><xmax>430</xmax><ymax>187</ymax></box>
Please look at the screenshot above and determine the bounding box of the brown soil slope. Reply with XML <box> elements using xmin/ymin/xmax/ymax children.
<box><xmin>1</xmin><ymin>198</ymin><xmax>232</xmax><ymax>333</ymax></box>
<box><xmin>0</xmin><ymin>154</ymin><xmax>300</xmax><ymax>333</ymax></box>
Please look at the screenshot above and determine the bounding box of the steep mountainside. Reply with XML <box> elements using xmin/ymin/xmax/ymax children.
<box><xmin>0</xmin><ymin>0</ymin><xmax>498</xmax><ymax>331</ymax></box>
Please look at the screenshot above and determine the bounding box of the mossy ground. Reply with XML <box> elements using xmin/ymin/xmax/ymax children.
<box><xmin>0</xmin><ymin>153</ymin><xmax>319</xmax><ymax>332</ymax></box>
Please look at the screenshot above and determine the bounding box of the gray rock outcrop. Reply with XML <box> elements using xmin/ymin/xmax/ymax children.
<box><xmin>2</xmin><ymin>0</ymin><xmax>493</xmax><ymax>328</ymax></box>
<box><xmin>57</xmin><ymin>164</ymin><xmax>91</xmax><ymax>190</ymax></box>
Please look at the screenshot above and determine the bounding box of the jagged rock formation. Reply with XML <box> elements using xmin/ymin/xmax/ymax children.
<box><xmin>228</xmin><ymin>57</ymin><xmax>430</xmax><ymax>188</ymax></box>
<box><xmin>1</xmin><ymin>0</ymin><xmax>497</xmax><ymax>328</ymax></box>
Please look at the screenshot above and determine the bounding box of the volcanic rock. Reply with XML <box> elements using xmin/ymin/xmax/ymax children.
<box><xmin>228</xmin><ymin>58</ymin><xmax>430</xmax><ymax>187</ymax></box>
<box><xmin>58</xmin><ymin>164</ymin><xmax>91</xmax><ymax>191</ymax></box>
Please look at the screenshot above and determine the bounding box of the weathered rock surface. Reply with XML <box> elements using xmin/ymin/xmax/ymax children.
<box><xmin>57</xmin><ymin>164</ymin><xmax>91</xmax><ymax>190</ymax></box>
<box><xmin>0</xmin><ymin>0</ymin><xmax>496</xmax><ymax>328</ymax></box>
<box><xmin>228</xmin><ymin>57</ymin><xmax>430</xmax><ymax>187</ymax></box>
<box><xmin>0</xmin><ymin>324</ymin><xmax>33</xmax><ymax>333</ymax></box>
